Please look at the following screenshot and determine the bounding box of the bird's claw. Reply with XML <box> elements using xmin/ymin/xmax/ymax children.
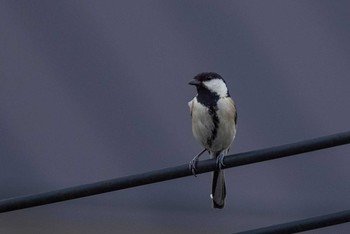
<box><xmin>216</xmin><ymin>154</ymin><xmax>226</xmax><ymax>170</ymax></box>
<box><xmin>189</xmin><ymin>149</ymin><xmax>207</xmax><ymax>177</ymax></box>
<box><xmin>189</xmin><ymin>159</ymin><xmax>198</xmax><ymax>177</ymax></box>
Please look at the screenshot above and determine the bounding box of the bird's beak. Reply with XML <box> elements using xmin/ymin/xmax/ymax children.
<box><xmin>188</xmin><ymin>79</ymin><xmax>200</xmax><ymax>86</ymax></box>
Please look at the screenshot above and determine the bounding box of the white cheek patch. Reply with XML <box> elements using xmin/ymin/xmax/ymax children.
<box><xmin>203</xmin><ymin>79</ymin><xmax>228</xmax><ymax>97</ymax></box>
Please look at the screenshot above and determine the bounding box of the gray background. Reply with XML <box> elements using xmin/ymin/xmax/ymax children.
<box><xmin>1</xmin><ymin>1</ymin><xmax>350</xmax><ymax>233</ymax></box>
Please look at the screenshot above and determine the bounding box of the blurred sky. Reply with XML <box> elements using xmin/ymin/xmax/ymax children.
<box><xmin>1</xmin><ymin>1</ymin><xmax>350</xmax><ymax>233</ymax></box>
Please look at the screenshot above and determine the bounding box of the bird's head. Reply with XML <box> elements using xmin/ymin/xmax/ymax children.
<box><xmin>189</xmin><ymin>72</ymin><xmax>229</xmax><ymax>98</ymax></box>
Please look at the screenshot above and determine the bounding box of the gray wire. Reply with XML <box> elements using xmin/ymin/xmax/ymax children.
<box><xmin>1</xmin><ymin>131</ymin><xmax>350</xmax><ymax>214</ymax></box>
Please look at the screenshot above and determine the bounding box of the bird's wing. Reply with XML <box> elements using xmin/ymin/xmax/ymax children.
<box><xmin>227</xmin><ymin>98</ymin><xmax>237</xmax><ymax>125</ymax></box>
<box><xmin>188</xmin><ymin>98</ymin><xmax>195</xmax><ymax>116</ymax></box>
<box><xmin>233</xmin><ymin>103</ymin><xmax>237</xmax><ymax>125</ymax></box>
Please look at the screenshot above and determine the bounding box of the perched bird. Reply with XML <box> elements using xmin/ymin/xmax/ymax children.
<box><xmin>188</xmin><ymin>72</ymin><xmax>237</xmax><ymax>209</ymax></box>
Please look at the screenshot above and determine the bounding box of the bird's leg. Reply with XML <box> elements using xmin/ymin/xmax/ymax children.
<box><xmin>216</xmin><ymin>152</ymin><xmax>226</xmax><ymax>170</ymax></box>
<box><xmin>189</xmin><ymin>149</ymin><xmax>207</xmax><ymax>177</ymax></box>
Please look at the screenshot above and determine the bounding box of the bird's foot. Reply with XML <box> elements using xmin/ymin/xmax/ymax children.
<box><xmin>216</xmin><ymin>153</ymin><xmax>226</xmax><ymax>170</ymax></box>
<box><xmin>189</xmin><ymin>158</ymin><xmax>198</xmax><ymax>177</ymax></box>
<box><xmin>189</xmin><ymin>149</ymin><xmax>207</xmax><ymax>177</ymax></box>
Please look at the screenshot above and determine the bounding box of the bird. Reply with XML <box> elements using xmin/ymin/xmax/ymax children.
<box><xmin>188</xmin><ymin>72</ymin><xmax>237</xmax><ymax>209</ymax></box>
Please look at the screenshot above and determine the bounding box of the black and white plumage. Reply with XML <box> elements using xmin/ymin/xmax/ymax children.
<box><xmin>188</xmin><ymin>72</ymin><xmax>237</xmax><ymax>209</ymax></box>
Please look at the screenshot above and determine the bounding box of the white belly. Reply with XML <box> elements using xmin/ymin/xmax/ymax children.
<box><xmin>189</xmin><ymin>97</ymin><xmax>236</xmax><ymax>153</ymax></box>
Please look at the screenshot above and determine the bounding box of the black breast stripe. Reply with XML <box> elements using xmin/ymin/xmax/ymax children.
<box><xmin>207</xmin><ymin>106</ymin><xmax>219</xmax><ymax>148</ymax></box>
<box><xmin>196</xmin><ymin>87</ymin><xmax>221</xmax><ymax>149</ymax></box>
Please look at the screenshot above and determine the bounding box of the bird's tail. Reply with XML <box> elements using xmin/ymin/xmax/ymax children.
<box><xmin>211</xmin><ymin>152</ymin><xmax>226</xmax><ymax>209</ymax></box>
<box><xmin>211</xmin><ymin>169</ymin><xmax>226</xmax><ymax>209</ymax></box>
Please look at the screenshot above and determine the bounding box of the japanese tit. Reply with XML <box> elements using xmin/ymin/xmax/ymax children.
<box><xmin>188</xmin><ymin>72</ymin><xmax>237</xmax><ymax>209</ymax></box>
